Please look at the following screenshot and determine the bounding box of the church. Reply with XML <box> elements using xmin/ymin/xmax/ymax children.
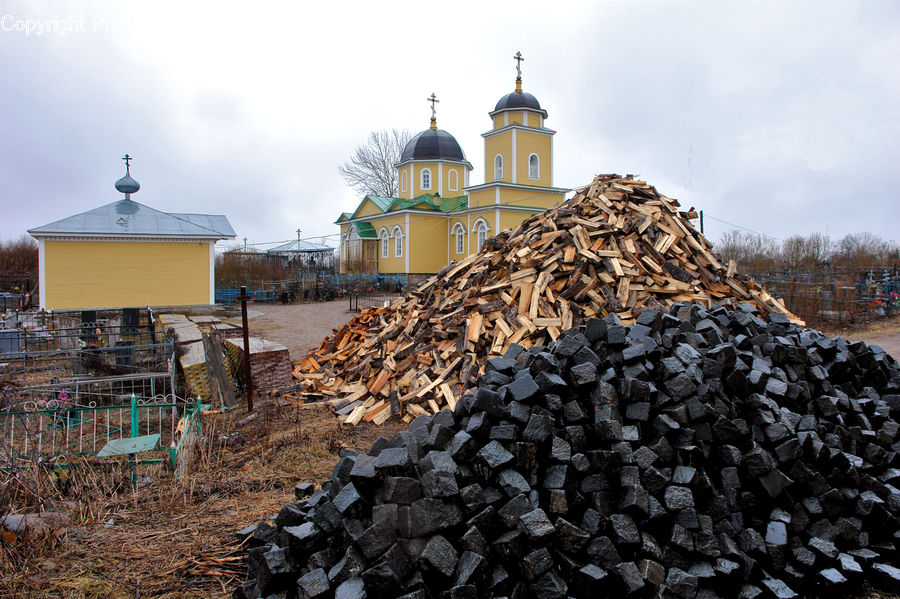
<box><xmin>337</xmin><ymin>53</ymin><xmax>569</xmax><ymax>276</ymax></box>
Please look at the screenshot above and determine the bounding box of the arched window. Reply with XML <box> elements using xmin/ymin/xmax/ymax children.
<box><xmin>474</xmin><ymin>219</ymin><xmax>489</xmax><ymax>251</ymax></box>
<box><xmin>529</xmin><ymin>154</ymin><xmax>540</xmax><ymax>180</ymax></box>
<box><xmin>451</xmin><ymin>222</ymin><xmax>466</xmax><ymax>255</ymax></box>
<box><xmin>448</xmin><ymin>169</ymin><xmax>458</xmax><ymax>191</ymax></box>
<box><xmin>347</xmin><ymin>229</ymin><xmax>360</xmax><ymax>261</ymax></box>
<box><xmin>400</xmin><ymin>170</ymin><xmax>408</xmax><ymax>193</ymax></box>
<box><xmin>379</xmin><ymin>228</ymin><xmax>389</xmax><ymax>259</ymax></box>
<box><xmin>421</xmin><ymin>168</ymin><xmax>431</xmax><ymax>190</ymax></box>
<box><xmin>392</xmin><ymin>226</ymin><xmax>404</xmax><ymax>257</ymax></box>
<box><xmin>494</xmin><ymin>155</ymin><xmax>503</xmax><ymax>181</ymax></box>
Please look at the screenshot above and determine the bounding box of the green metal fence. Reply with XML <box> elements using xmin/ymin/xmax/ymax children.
<box><xmin>0</xmin><ymin>394</ymin><xmax>197</xmax><ymax>467</ymax></box>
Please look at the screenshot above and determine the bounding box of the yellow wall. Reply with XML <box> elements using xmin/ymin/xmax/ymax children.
<box><xmin>508</xmin><ymin>111</ymin><xmax>524</xmax><ymax>125</ymax></box>
<box><xmin>449</xmin><ymin>219</ymin><xmax>469</xmax><ymax>259</ymax></box>
<box><xmin>399</xmin><ymin>170</ymin><xmax>410</xmax><ymax>198</ymax></box>
<box><xmin>408</xmin><ymin>214</ymin><xmax>448</xmax><ymax>273</ymax></box>
<box><xmin>501</xmin><ymin>187</ymin><xmax>563</xmax><ymax>209</ymax></box>
<box><xmin>500</xmin><ymin>209</ymin><xmax>534</xmax><ymax>231</ymax></box>
<box><xmin>467</xmin><ymin>188</ymin><xmax>495</xmax><ymax>209</ymax></box>
<box><xmin>407</xmin><ymin>162</ymin><xmax>467</xmax><ymax>197</ymax></box>
<box><xmin>412</xmin><ymin>163</ymin><xmax>437</xmax><ymax>197</ymax></box>
<box><xmin>44</xmin><ymin>240</ymin><xmax>210</xmax><ymax>309</ymax></box>
<box><xmin>446</xmin><ymin>167</ymin><xmax>461</xmax><ymax>194</ymax></box>
<box><xmin>516</xmin><ymin>130</ymin><xmax>553</xmax><ymax>187</ymax></box>
<box><xmin>354</xmin><ymin>199</ymin><xmax>385</xmax><ymax>218</ymax></box>
<box><xmin>371</xmin><ymin>214</ymin><xmax>407</xmax><ymax>274</ymax></box>
<box><xmin>493</xmin><ymin>114</ymin><xmax>505</xmax><ymax>129</ymax></box>
<box><xmin>484</xmin><ymin>135</ymin><xmax>513</xmax><ymax>183</ymax></box>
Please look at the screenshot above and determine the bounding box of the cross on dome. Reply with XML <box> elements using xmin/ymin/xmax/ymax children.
<box><xmin>428</xmin><ymin>93</ymin><xmax>439</xmax><ymax>130</ymax></box>
<box><xmin>115</xmin><ymin>153</ymin><xmax>140</xmax><ymax>197</ymax></box>
<box><xmin>514</xmin><ymin>51</ymin><xmax>524</xmax><ymax>92</ymax></box>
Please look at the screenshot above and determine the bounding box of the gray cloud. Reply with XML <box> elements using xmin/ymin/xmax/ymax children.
<box><xmin>1</xmin><ymin>0</ymin><xmax>898</xmax><ymax>253</ymax></box>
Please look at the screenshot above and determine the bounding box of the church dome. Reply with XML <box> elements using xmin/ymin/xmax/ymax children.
<box><xmin>115</xmin><ymin>173</ymin><xmax>140</xmax><ymax>194</ymax></box>
<box><xmin>494</xmin><ymin>91</ymin><xmax>543</xmax><ymax>112</ymax></box>
<box><xmin>400</xmin><ymin>129</ymin><xmax>467</xmax><ymax>163</ymax></box>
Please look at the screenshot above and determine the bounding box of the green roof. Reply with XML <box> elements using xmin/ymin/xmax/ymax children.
<box><xmin>351</xmin><ymin>221</ymin><xmax>377</xmax><ymax>238</ymax></box>
<box><xmin>365</xmin><ymin>195</ymin><xmax>394</xmax><ymax>212</ymax></box>
<box><xmin>390</xmin><ymin>194</ymin><xmax>468</xmax><ymax>213</ymax></box>
<box><xmin>339</xmin><ymin>193</ymin><xmax>469</xmax><ymax>224</ymax></box>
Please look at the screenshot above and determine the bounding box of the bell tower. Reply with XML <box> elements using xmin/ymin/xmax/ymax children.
<box><xmin>465</xmin><ymin>52</ymin><xmax>567</xmax><ymax>211</ymax></box>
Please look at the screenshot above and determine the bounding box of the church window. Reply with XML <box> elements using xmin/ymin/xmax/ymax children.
<box><xmin>392</xmin><ymin>226</ymin><xmax>404</xmax><ymax>257</ymax></box>
<box><xmin>400</xmin><ymin>171</ymin><xmax>408</xmax><ymax>193</ymax></box>
<box><xmin>448</xmin><ymin>169</ymin><xmax>458</xmax><ymax>191</ymax></box>
<box><xmin>451</xmin><ymin>222</ymin><xmax>466</xmax><ymax>254</ymax></box>
<box><xmin>529</xmin><ymin>154</ymin><xmax>540</xmax><ymax>180</ymax></box>
<box><xmin>474</xmin><ymin>219</ymin><xmax>489</xmax><ymax>251</ymax></box>
<box><xmin>379</xmin><ymin>228</ymin><xmax>389</xmax><ymax>258</ymax></box>
<box><xmin>494</xmin><ymin>155</ymin><xmax>503</xmax><ymax>181</ymax></box>
<box><xmin>421</xmin><ymin>168</ymin><xmax>431</xmax><ymax>190</ymax></box>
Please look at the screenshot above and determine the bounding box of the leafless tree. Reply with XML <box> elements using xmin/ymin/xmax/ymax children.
<box><xmin>836</xmin><ymin>232</ymin><xmax>899</xmax><ymax>268</ymax></box>
<box><xmin>339</xmin><ymin>129</ymin><xmax>412</xmax><ymax>198</ymax></box>
<box><xmin>715</xmin><ymin>230</ymin><xmax>780</xmax><ymax>272</ymax></box>
<box><xmin>781</xmin><ymin>232</ymin><xmax>833</xmax><ymax>269</ymax></box>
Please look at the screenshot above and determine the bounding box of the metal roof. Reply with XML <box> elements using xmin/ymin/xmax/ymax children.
<box><xmin>351</xmin><ymin>222</ymin><xmax>377</xmax><ymax>238</ymax></box>
<box><xmin>492</xmin><ymin>91</ymin><xmax>548</xmax><ymax>117</ymax></box>
<box><xmin>28</xmin><ymin>199</ymin><xmax>235</xmax><ymax>239</ymax></box>
<box><xmin>267</xmin><ymin>239</ymin><xmax>335</xmax><ymax>254</ymax></box>
<box><xmin>399</xmin><ymin>129</ymin><xmax>467</xmax><ymax>163</ymax></box>
<box><xmin>390</xmin><ymin>194</ymin><xmax>468</xmax><ymax>213</ymax></box>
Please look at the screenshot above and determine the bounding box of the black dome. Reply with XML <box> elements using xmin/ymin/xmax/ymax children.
<box><xmin>399</xmin><ymin>129</ymin><xmax>466</xmax><ymax>163</ymax></box>
<box><xmin>494</xmin><ymin>91</ymin><xmax>543</xmax><ymax>112</ymax></box>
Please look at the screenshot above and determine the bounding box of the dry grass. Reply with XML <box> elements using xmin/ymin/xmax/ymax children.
<box><xmin>0</xmin><ymin>399</ymin><xmax>402</xmax><ymax>598</ymax></box>
<box><xmin>821</xmin><ymin>315</ymin><xmax>900</xmax><ymax>340</ymax></box>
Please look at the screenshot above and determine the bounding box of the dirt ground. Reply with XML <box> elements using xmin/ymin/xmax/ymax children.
<box><xmin>225</xmin><ymin>301</ymin><xmax>358</xmax><ymax>359</ymax></box>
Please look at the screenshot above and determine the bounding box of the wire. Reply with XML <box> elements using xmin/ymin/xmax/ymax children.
<box><xmin>701</xmin><ymin>213</ymin><xmax>784</xmax><ymax>242</ymax></box>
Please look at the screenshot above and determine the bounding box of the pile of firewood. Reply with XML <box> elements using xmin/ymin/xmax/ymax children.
<box><xmin>292</xmin><ymin>175</ymin><xmax>800</xmax><ymax>425</ymax></box>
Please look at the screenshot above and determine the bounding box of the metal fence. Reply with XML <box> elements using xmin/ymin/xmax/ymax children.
<box><xmin>0</xmin><ymin>321</ymin><xmax>162</xmax><ymax>355</ymax></box>
<box><xmin>349</xmin><ymin>292</ymin><xmax>405</xmax><ymax>312</ymax></box>
<box><xmin>749</xmin><ymin>266</ymin><xmax>900</xmax><ymax>327</ymax></box>
<box><xmin>7</xmin><ymin>372</ymin><xmax>175</xmax><ymax>410</ymax></box>
<box><xmin>215</xmin><ymin>287</ymin><xmax>276</xmax><ymax>305</ymax></box>
<box><xmin>1</xmin><ymin>343</ymin><xmax>174</xmax><ymax>388</ymax></box>
<box><xmin>0</xmin><ymin>394</ymin><xmax>194</xmax><ymax>464</ymax></box>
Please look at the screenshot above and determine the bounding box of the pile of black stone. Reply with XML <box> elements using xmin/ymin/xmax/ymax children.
<box><xmin>234</xmin><ymin>302</ymin><xmax>900</xmax><ymax>599</ymax></box>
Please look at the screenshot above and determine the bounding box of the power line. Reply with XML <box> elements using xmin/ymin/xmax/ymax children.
<box><xmin>702</xmin><ymin>213</ymin><xmax>784</xmax><ymax>242</ymax></box>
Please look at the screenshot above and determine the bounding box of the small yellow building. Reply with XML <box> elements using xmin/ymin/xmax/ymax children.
<box><xmin>339</xmin><ymin>55</ymin><xmax>568</xmax><ymax>275</ymax></box>
<box><xmin>29</xmin><ymin>158</ymin><xmax>236</xmax><ymax>310</ymax></box>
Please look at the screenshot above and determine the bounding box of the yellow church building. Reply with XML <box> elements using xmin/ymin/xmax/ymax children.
<box><xmin>338</xmin><ymin>54</ymin><xmax>568</xmax><ymax>275</ymax></box>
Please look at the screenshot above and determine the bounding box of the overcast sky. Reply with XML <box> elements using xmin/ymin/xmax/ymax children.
<box><xmin>2</xmin><ymin>1</ymin><xmax>898</xmax><ymax>252</ymax></box>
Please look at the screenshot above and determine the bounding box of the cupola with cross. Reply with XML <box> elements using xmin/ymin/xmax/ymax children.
<box><xmin>395</xmin><ymin>93</ymin><xmax>473</xmax><ymax>199</ymax></box>
<box><xmin>465</xmin><ymin>51</ymin><xmax>567</xmax><ymax>212</ymax></box>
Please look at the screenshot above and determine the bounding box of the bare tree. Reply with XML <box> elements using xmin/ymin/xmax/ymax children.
<box><xmin>836</xmin><ymin>232</ymin><xmax>899</xmax><ymax>268</ymax></box>
<box><xmin>339</xmin><ymin>129</ymin><xmax>412</xmax><ymax>198</ymax></box>
<box><xmin>715</xmin><ymin>230</ymin><xmax>779</xmax><ymax>272</ymax></box>
<box><xmin>781</xmin><ymin>232</ymin><xmax>833</xmax><ymax>269</ymax></box>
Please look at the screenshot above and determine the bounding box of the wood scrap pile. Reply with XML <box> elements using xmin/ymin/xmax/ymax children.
<box><xmin>293</xmin><ymin>174</ymin><xmax>801</xmax><ymax>425</ymax></box>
